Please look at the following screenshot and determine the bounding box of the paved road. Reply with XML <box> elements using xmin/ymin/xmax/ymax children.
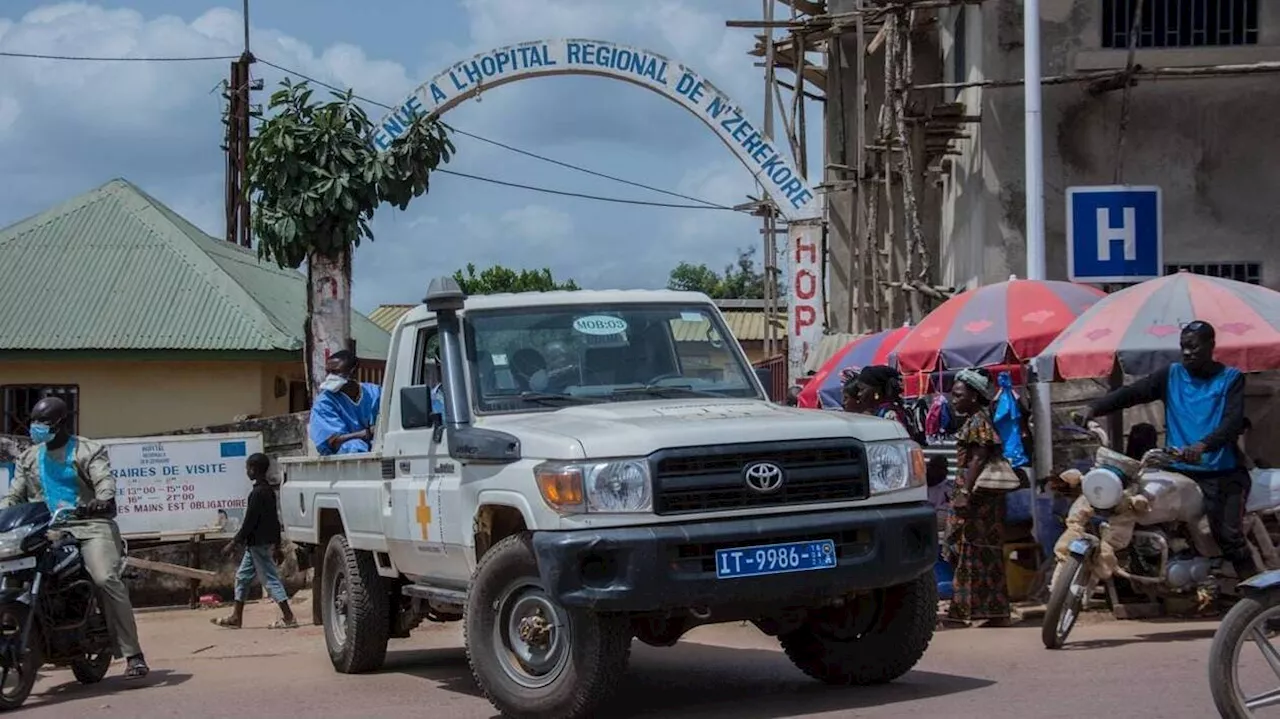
<box><xmin>16</xmin><ymin>600</ymin><xmax>1221</xmax><ymax>718</ymax></box>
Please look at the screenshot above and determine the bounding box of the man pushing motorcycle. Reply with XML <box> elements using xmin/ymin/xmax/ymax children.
<box><xmin>1080</xmin><ymin>320</ymin><xmax>1253</xmax><ymax>580</ymax></box>
<box><xmin>1</xmin><ymin>397</ymin><xmax>150</xmax><ymax>680</ymax></box>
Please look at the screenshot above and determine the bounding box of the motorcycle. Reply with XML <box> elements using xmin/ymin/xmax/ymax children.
<box><xmin>1208</xmin><ymin>570</ymin><xmax>1280</xmax><ymax>718</ymax></box>
<box><xmin>0</xmin><ymin>502</ymin><xmax>116</xmax><ymax>710</ymax></box>
<box><xmin>1042</xmin><ymin>421</ymin><xmax>1280</xmax><ymax>650</ymax></box>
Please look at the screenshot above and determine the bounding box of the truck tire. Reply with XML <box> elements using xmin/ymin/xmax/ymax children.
<box><xmin>1041</xmin><ymin>555</ymin><xmax>1089</xmax><ymax>650</ymax></box>
<box><xmin>321</xmin><ymin>534</ymin><xmax>390</xmax><ymax>674</ymax></box>
<box><xmin>465</xmin><ymin>533</ymin><xmax>631</xmax><ymax>719</ymax></box>
<box><xmin>779</xmin><ymin>572</ymin><xmax>936</xmax><ymax>685</ymax></box>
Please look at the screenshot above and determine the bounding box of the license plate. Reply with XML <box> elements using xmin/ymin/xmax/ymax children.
<box><xmin>1068</xmin><ymin>538</ymin><xmax>1092</xmax><ymax>556</ymax></box>
<box><xmin>0</xmin><ymin>557</ymin><xmax>35</xmax><ymax>574</ymax></box>
<box><xmin>715</xmin><ymin>539</ymin><xmax>837</xmax><ymax>579</ymax></box>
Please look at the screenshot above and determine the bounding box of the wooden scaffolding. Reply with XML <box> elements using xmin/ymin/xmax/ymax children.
<box><xmin>731</xmin><ymin>0</ymin><xmax>1280</xmax><ymax>339</ymax></box>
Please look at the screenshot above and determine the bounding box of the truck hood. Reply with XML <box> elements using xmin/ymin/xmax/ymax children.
<box><xmin>477</xmin><ymin>399</ymin><xmax>908</xmax><ymax>459</ymax></box>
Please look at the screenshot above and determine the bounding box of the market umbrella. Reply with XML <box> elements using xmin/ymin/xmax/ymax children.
<box><xmin>798</xmin><ymin>325</ymin><xmax>913</xmax><ymax>409</ymax></box>
<box><xmin>892</xmin><ymin>277</ymin><xmax>1106</xmax><ymax>373</ymax></box>
<box><xmin>1034</xmin><ymin>272</ymin><xmax>1280</xmax><ymax>380</ymax></box>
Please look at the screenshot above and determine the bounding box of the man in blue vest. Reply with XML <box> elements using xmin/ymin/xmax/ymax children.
<box><xmin>1081</xmin><ymin>321</ymin><xmax>1251</xmax><ymax>578</ymax></box>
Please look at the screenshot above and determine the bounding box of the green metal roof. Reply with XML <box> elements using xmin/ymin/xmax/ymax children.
<box><xmin>0</xmin><ymin>178</ymin><xmax>389</xmax><ymax>359</ymax></box>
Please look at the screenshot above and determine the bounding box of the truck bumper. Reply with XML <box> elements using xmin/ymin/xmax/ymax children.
<box><xmin>531</xmin><ymin>503</ymin><xmax>937</xmax><ymax>612</ymax></box>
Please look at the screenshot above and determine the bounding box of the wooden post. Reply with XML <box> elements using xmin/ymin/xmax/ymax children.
<box><xmin>188</xmin><ymin>534</ymin><xmax>202</xmax><ymax>609</ymax></box>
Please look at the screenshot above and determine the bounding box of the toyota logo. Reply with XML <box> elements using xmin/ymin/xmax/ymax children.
<box><xmin>743</xmin><ymin>461</ymin><xmax>785</xmax><ymax>493</ymax></box>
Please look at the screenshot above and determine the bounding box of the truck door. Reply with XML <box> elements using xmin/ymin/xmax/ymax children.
<box><xmin>380</xmin><ymin>323</ymin><xmax>448</xmax><ymax>583</ymax></box>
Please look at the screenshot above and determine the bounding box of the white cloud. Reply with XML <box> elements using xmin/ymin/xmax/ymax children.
<box><xmin>0</xmin><ymin>1</ymin><xmax>799</xmax><ymax>316</ymax></box>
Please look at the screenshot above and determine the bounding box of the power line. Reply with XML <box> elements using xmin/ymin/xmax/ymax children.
<box><xmin>436</xmin><ymin>169</ymin><xmax>739</xmax><ymax>210</ymax></box>
<box><xmin>255</xmin><ymin>58</ymin><xmax>734</xmax><ymax>210</ymax></box>
<box><xmin>0</xmin><ymin>49</ymin><xmax>739</xmax><ymax>212</ymax></box>
<box><xmin>0</xmin><ymin>50</ymin><xmax>237</xmax><ymax>62</ymax></box>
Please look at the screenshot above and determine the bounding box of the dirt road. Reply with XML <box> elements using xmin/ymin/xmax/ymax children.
<box><xmin>16</xmin><ymin>600</ymin><xmax>1219</xmax><ymax>718</ymax></box>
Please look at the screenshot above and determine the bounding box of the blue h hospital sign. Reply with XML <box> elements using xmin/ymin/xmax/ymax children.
<box><xmin>1066</xmin><ymin>185</ymin><xmax>1163</xmax><ymax>284</ymax></box>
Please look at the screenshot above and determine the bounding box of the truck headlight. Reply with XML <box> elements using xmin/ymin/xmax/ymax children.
<box><xmin>866</xmin><ymin>440</ymin><xmax>927</xmax><ymax>494</ymax></box>
<box><xmin>0</xmin><ymin>526</ymin><xmax>36</xmax><ymax>560</ymax></box>
<box><xmin>534</xmin><ymin>459</ymin><xmax>652</xmax><ymax>515</ymax></box>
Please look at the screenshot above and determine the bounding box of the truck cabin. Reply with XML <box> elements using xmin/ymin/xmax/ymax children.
<box><xmin>394</xmin><ymin>289</ymin><xmax>770</xmax><ymax>432</ymax></box>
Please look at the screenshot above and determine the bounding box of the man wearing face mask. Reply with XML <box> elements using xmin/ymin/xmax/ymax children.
<box><xmin>308</xmin><ymin>350</ymin><xmax>383</xmax><ymax>456</ymax></box>
<box><xmin>2</xmin><ymin>398</ymin><xmax>150</xmax><ymax>679</ymax></box>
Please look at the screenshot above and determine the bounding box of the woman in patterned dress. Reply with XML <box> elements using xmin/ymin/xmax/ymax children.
<box><xmin>944</xmin><ymin>367</ymin><xmax>1012</xmax><ymax>626</ymax></box>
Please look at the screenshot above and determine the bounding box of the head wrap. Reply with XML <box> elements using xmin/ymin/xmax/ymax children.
<box><xmin>857</xmin><ymin>365</ymin><xmax>903</xmax><ymax>399</ymax></box>
<box><xmin>955</xmin><ymin>368</ymin><xmax>994</xmax><ymax>401</ymax></box>
<box><xmin>840</xmin><ymin>367</ymin><xmax>861</xmax><ymax>395</ymax></box>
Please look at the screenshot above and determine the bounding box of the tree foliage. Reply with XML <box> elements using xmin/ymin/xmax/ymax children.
<box><xmin>453</xmin><ymin>263</ymin><xmax>580</xmax><ymax>295</ymax></box>
<box><xmin>666</xmin><ymin>246</ymin><xmax>766</xmax><ymax>299</ymax></box>
<box><xmin>247</xmin><ymin>79</ymin><xmax>454</xmax><ymax>268</ymax></box>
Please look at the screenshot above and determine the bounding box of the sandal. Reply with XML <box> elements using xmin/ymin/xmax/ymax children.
<box><xmin>211</xmin><ymin>616</ymin><xmax>241</xmax><ymax>629</ymax></box>
<box><xmin>268</xmin><ymin>619</ymin><xmax>298</xmax><ymax>630</ymax></box>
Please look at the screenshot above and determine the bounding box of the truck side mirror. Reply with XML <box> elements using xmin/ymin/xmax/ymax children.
<box><xmin>399</xmin><ymin>385</ymin><xmax>435</xmax><ymax>429</ymax></box>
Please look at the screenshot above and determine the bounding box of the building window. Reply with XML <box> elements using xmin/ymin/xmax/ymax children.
<box><xmin>1165</xmin><ymin>262</ymin><xmax>1262</xmax><ymax>284</ymax></box>
<box><xmin>950</xmin><ymin>7</ymin><xmax>968</xmax><ymax>102</ymax></box>
<box><xmin>1102</xmin><ymin>0</ymin><xmax>1259</xmax><ymax>48</ymax></box>
<box><xmin>1</xmin><ymin>385</ymin><xmax>79</xmax><ymax>436</ymax></box>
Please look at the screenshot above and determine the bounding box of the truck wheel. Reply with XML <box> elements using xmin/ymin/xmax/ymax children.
<box><xmin>321</xmin><ymin>534</ymin><xmax>390</xmax><ymax>674</ymax></box>
<box><xmin>465</xmin><ymin>533</ymin><xmax>631</xmax><ymax>719</ymax></box>
<box><xmin>780</xmin><ymin>572</ymin><xmax>936</xmax><ymax>685</ymax></box>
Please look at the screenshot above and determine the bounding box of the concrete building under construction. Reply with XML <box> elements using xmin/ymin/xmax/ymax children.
<box><xmin>741</xmin><ymin>0</ymin><xmax>1280</xmax><ymax>338</ymax></box>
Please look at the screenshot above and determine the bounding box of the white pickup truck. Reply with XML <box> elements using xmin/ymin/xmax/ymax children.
<box><xmin>281</xmin><ymin>278</ymin><xmax>937</xmax><ymax>719</ymax></box>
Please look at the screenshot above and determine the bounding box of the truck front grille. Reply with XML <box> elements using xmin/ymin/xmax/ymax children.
<box><xmin>650</xmin><ymin>439</ymin><xmax>868</xmax><ymax>515</ymax></box>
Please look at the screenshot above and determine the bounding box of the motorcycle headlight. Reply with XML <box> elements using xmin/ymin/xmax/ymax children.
<box><xmin>1081</xmin><ymin>467</ymin><xmax>1125</xmax><ymax>510</ymax></box>
<box><xmin>0</xmin><ymin>526</ymin><xmax>36</xmax><ymax>560</ymax></box>
<box><xmin>866</xmin><ymin>440</ymin><xmax>927</xmax><ymax>495</ymax></box>
<box><xmin>534</xmin><ymin>459</ymin><xmax>652</xmax><ymax>515</ymax></box>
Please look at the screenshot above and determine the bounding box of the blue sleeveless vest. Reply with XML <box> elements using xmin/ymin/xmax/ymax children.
<box><xmin>1165</xmin><ymin>363</ymin><xmax>1241</xmax><ymax>473</ymax></box>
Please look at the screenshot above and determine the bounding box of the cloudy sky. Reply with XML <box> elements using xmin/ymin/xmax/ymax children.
<box><xmin>0</xmin><ymin>1</ymin><xmax>822</xmax><ymax>313</ymax></box>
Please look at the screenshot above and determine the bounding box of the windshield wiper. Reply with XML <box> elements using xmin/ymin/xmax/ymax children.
<box><xmin>516</xmin><ymin>391</ymin><xmax>599</xmax><ymax>406</ymax></box>
<box><xmin>610</xmin><ymin>385</ymin><xmax>723</xmax><ymax>399</ymax></box>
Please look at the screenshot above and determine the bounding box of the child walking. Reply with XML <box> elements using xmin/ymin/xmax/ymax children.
<box><xmin>213</xmin><ymin>453</ymin><xmax>297</xmax><ymax>629</ymax></box>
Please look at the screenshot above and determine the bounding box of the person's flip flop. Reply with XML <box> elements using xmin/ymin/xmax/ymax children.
<box><xmin>211</xmin><ymin>616</ymin><xmax>241</xmax><ymax>629</ymax></box>
<box><xmin>268</xmin><ymin>619</ymin><xmax>298</xmax><ymax>630</ymax></box>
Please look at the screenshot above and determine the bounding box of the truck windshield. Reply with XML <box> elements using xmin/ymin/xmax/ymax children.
<box><xmin>463</xmin><ymin>303</ymin><xmax>762</xmax><ymax>413</ymax></box>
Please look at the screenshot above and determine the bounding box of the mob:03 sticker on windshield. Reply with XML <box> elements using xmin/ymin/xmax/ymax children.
<box><xmin>572</xmin><ymin>315</ymin><xmax>628</xmax><ymax>336</ymax></box>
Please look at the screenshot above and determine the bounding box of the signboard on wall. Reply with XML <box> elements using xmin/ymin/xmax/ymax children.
<box><xmin>1066</xmin><ymin>185</ymin><xmax>1163</xmax><ymax>284</ymax></box>
<box><xmin>788</xmin><ymin>221</ymin><xmax>825</xmax><ymax>381</ymax></box>
<box><xmin>102</xmin><ymin>432</ymin><xmax>263</xmax><ymax>537</ymax></box>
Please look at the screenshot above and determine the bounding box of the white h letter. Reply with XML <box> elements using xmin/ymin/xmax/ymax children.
<box><xmin>1096</xmin><ymin>207</ymin><xmax>1136</xmax><ymax>262</ymax></box>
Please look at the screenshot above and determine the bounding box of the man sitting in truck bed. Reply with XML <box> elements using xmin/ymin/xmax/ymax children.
<box><xmin>308</xmin><ymin>350</ymin><xmax>382</xmax><ymax>456</ymax></box>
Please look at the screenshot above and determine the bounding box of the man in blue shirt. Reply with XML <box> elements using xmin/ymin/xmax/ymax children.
<box><xmin>2</xmin><ymin>398</ymin><xmax>149</xmax><ymax>679</ymax></box>
<box><xmin>308</xmin><ymin>350</ymin><xmax>382</xmax><ymax>456</ymax></box>
<box><xmin>1082</xmin><ymin>321</ymin><xmax>1251</xmax><ymax>577</ymax></box>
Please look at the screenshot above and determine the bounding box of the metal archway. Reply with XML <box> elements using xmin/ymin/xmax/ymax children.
<box><xmin>375</xmin><ymin>39</ymin><xmax>825</xmax><ymax>378</ymax></box>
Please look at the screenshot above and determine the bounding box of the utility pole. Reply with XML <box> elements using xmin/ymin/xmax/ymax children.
<box><xmin>224</xmin><ymin>0</ymin><xmax>256</xmax><ymax>248</ymax></box>
<box><xmin>1024</xmin><ymin>0</ymin><xmax>1045</xmax><ymax>280</ymax></box>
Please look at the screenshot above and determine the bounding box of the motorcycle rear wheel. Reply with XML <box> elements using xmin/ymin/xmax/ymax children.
<box><xmin>1042</xmin><ymin>556</ymin><xmax>1090</xmax><ymax>650</ymax></box>
<box><xmin>1209</xmin><ymin>591</ymin><xmax>1280</xmax><ymax>719</ymax></box>
<box><xmin>0</xmin><ymin>604</ymin><xmax>41</xmax><ymax>711</ymax></box>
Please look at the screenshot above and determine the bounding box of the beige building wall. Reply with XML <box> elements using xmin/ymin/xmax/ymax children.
<box><xmin>1</xmin><ymin>358</ymin><xmax>306</xmax><ymax>438</ymax></box>
<box><xmin>938</xmin><ymin>1</ymin><xmax>1280</xmax><ymax>290</ymax></box>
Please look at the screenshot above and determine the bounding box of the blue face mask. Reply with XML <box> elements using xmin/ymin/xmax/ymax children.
<box><xmin>29</xmin><ymin>422</ymin><xmax>54</xmax><ymax>445</ymax></box>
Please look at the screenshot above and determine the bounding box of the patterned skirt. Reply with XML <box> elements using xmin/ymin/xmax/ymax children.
<box><xmin>944</xmin><ymin>490</ymin><xmax>1010</xmax><ymax>621</ymax></box>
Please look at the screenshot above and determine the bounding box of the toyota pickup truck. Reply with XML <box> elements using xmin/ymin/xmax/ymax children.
<box><xmin>281</xmin><ymin>277</ymin><xmax>936</xmax><ymax>719</ymax></box>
